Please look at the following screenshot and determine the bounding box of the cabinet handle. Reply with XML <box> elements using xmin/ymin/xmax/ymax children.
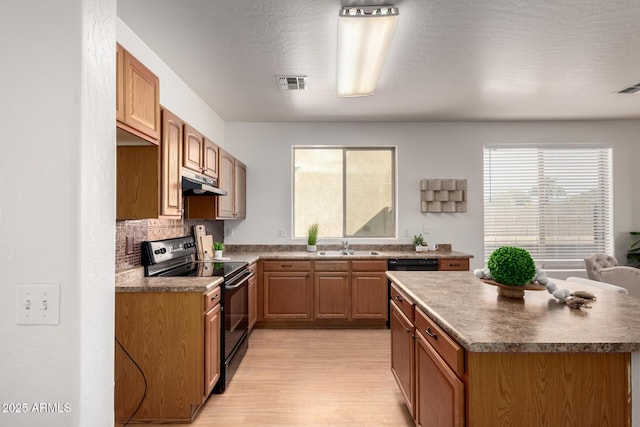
<box><xmin>282</xmin><ymin>264</ymin><xmax>292</xmax><ymax>268</ymax></box>
<box><xmin>395</xmin><ymin>295</ymin><xmax>403</xmax><ymax>302</ymax></box>
<box><xmin>211</xmin><ymin>294</ymin><xmax>219</xmax><ymax>301</ymax></box>
<box><xmin>425</xmin><ymin>327</ymin><xmax>438</xmax><ymax>339</ymax></box>
<box><xmin>405</xmin><ymin>328</ymin><xmax>412</xmax><ymax>334</ymax></box>
<box><xmin>449</xmin><ymin>263</ymin><xmax>460</xmax><ymax>267</ymax></box>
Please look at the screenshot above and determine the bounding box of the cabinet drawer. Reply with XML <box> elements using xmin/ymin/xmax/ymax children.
<box><xmin>248</xmin><ymin>262</ymin><xmax>257</xmax><ymax>275</ymax></box>
<box><xmin>415</xmin><ymin>307</ymin><xmax>464</xmax><ymax>376</ymax></box>
<box><xmin>314</xmin><ymin>261</ymin><xmax>349</xmax><ymax>272</ymax></box>
<box><xmin>390</xmin><ymin>285</ymin><xmax>414</xmax><ymax>321</ymax></box>
<box><xmin>438</xmin><ymin>258</ymin><xmax>469</xmax><ymax>271</ymax></box>
<box><xmin>263</xmin><ymin>260</ymin><xmax>311</xmax><ymax>272</ymax></box>
<box><xmin>204</xmin><ymin>286</ymin><xmax>221</xmax><ymax>312</ymax></box>
<box><xmin>352</xmin><ymin>260</ymin><xmax>387</xmax><ymax>272</ymax></box>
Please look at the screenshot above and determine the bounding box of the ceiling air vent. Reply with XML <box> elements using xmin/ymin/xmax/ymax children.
<box><xmin>277</xmin><ymin>75</ymin><xmax>307</xmax><ymax>91</ymax></box>
<box><xmin>617</xmin><ymin>83</ymin><xmax>640</xmax><ymax>94</ymax></box>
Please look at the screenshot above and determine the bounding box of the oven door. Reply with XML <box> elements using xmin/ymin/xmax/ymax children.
<box><xmin>224</xmin><ymin>270</ymin><xmax>250</xmax><ymax>360</ymax></box>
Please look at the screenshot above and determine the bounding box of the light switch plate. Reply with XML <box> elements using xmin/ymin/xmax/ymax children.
<box><xmin>16</xmin><ymin>283</ymin><xmax>60</xmax><ymax>325</ymax></box>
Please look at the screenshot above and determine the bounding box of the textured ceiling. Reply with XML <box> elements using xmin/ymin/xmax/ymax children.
<box><xmin>117</xmin><ymin>0</ymin><xmax>640</xmax><ymax>122</ymax></box>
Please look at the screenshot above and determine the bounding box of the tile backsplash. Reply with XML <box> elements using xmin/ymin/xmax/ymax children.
<box><xmin>115</xmin><ymin>218</ymin><xmax>224</xmax><ymax>272</ymax></box>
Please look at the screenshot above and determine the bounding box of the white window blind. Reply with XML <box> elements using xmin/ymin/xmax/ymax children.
<box><xmin>483</xmin><ymin>146</ymin><xmax>613</xmax><ymax>269</ymax></box>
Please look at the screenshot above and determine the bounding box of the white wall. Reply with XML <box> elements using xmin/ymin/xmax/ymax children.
<box><xmin>117</xmin><ymin>18</ymin><xmax>226</xmax><ymax>146</ymax></box>
<box><xmin>0</xmin><ymin>1</ymin><xmax>115</xmax><ymax>426</ymax></box>
<box><xmin>225</xmin><ymin>120</ymin><xmax>640</xmax><ymax>272</ymax></box>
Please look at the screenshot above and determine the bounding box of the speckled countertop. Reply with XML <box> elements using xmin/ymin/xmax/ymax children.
<box><xmin>116</xmin><ymin>274</ymin><xmax>223</xmax><ymax>293</ymax></box>
<box><xmin>224</xmin><ymin>249</ymin><xmax>472</xmax><ymax>261</ymax></box>
<box><xmin>115</xmin><ymin>250</ymin><xmax>472</xmax><ymax>292</ymax></box>
<box><xmin>387</xmin><ymin>271</ymin><xmax>640</xmax><ymax>353</ymax></box>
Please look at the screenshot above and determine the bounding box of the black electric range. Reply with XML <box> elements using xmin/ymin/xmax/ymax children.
<box><xmin>141</xmin><ymin>236</ymin><xmax>250</xmax><ymax>394</ymax></box>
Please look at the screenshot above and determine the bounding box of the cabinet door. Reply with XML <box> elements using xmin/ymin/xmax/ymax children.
<box><xmin>234</xmin><ymin>159</ymin><xmax>247</xmax><ymax>218</ymax></box>
<box><xmin>122</xmin><ymin>49</ymin><xmax>160</xmax><ymax>141</ymax></box>
<box><xmin>161</xmin><ymin>109</ymin><xmax>183</xmax><ymax>217</ymax></box>
<box><xmin>116</xmin><ymin>44</ymin><xmax>124</xmax><ymax>123</ymax></box>
<box><xmin>202</xmin><ymin>137</ymin><xmax>219</xmax><ymax>179</ymax></box>
<box><xmin>351</xmin><ymin>272</ymin><xmax>387</xmax><ymax>319</ymax></box>
<box><xmin>183</xmin><ymin>125</ymin><xmax>204</xmax><ymax>173</ymax></box>
<box><xmin>217</xmin><ymin>149</ymin><xmax>235</xmax><ymax>219</ymax></box>
<box><xmin>415</xmin><ymin>332</ymin><xmax>464</xmax><ymax>427</ymax></box>
<box><xmin>116</xmin><ymin>145</ymin><xmax>159</xmax><ymax>220</ymax></box>
<box><xmin>248</xmin><ymin>271</ymin><xmax>257</xmax><ymax>332</ymax></box>
<box><xmin>204</xmin><ymin>303</ymin><xmax>221</xmax><ymax>397</ymax></box>
<box><xmin>263</xmin><ymin>272</ymin><xmax>312</xmax><ymax>319</ymax></box>
<box><xmin>314</xmin><ymin>272</ymin><xmax>349</xmax><ymax>319</ymax></box>
<box><xmin>390</xmin><ymin>301</ymin><xmax>415</xmax><ymax>417</ymax></box>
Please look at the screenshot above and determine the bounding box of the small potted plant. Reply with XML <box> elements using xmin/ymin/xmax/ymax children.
<box><xmin>413</xmin><ymin>234</ymin><xmax>425</xmax><ymax>252</ymax></box>
<box><xmin>213</xmin><ymin>242</ymin><xmax>224</xmax><ymax>259</ymax></box>
<box><xmin>307</xmin><ymin>223</ymin><xmax>319</xmax><ymax>252</ymax></box>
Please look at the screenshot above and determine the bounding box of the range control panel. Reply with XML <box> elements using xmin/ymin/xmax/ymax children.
<box><xmin>142</xmin><ymin>236</ymin><xmax>198</xmax><ymax>265</ymax></box>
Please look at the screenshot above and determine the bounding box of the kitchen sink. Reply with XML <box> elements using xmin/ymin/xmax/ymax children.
<box><xmin>318</xmin><ymin>250</ymin><xmax>381</xmax><ymax>256</ymax></box>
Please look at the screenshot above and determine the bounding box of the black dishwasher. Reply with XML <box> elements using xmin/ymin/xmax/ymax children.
<box><xmin>388</xmin><ymin>258</ymin><xmax>438</xmax><ymax>271</ymax></box>
<box><xmin>387</xmin><ymin>258</ymin><xmax>438</xmax><ymax>326</ymax></box>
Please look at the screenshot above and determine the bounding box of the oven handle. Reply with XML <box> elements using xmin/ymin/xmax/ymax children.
<box><xmin>225</xmin><ymin>270</ymin><xmax>252</xmax><ymax>290</ymax></box>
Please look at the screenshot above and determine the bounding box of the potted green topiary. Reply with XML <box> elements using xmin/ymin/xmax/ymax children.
<box><xmin>487</xmin><ymin>246</ymin><xmax>537</xmax><ymax>286</ymax></box>
<box><xmin>307</xmin><ymin>223</ymin><xmax>319</xmax><ymax>252</ymax></box>
<box><xmin>213</xmin><ymin>242</ymin><xmax>224</xmax><ymax>259</ymax></box>
<box><xmin>484</xmin><ymin>246</ymin><xmax>539</xmax><ymax>298</ymax></box>
<box><xmin>412</xmin><ymin>234</ymin><xmax>426</xmax><ymax>252</ymax></box>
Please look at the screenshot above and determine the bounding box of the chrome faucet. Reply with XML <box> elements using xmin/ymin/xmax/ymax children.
<box><xmin>341</xmin><ymin>241</ymin><xmax>350</xmax><ymax>253</ymax></box>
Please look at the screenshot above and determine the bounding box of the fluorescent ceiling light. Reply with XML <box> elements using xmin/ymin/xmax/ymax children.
<box><xmin>337</xmin><ymin>6</ymin><xmax>399</xmax><ymax>97</ymax></box>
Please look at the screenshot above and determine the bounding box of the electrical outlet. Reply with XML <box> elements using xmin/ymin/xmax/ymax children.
<box><xmin>422</xmin><ymin>225</ymin><xmax>429</xmax><ymax>234</ymax></box>
<box><xmin>16</xmin><ymin>283</ymin><xmax>60</xmax><ymax>325</ymax></box>
<box><xmin>125</xmin><ymin>235</ymin><xmax>134</xmax><ymax>254</ymax></box>
<box><xmin>403</xmin><ymin>229</ymin><xmax>409</xmax><ymax>237</ymax></box>
<box><xmin>277</xmin><ymin>229</ymin><xmax>286</xmax><ymax>238</ymax></box>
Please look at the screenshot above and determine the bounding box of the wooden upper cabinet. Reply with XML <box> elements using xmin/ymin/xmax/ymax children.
<box><xmin>116</xmin><ymin>44</ymin><xmax>160</xmax><ymax>144</ymax></box>
<box><xmin>234</xmin><ymin>159</ymin><xmax>247</xmax><ymax>218</ymax></box>
<box><xmin>217</xmin><ymin>148</ymin><xmax>247</xmax><ymax>220</ymax></box>
<box><xmin>217</xmin><ymin>149</ymin><xmax>235</xmax><ymax>218</ymax></box>
<box><xmin>116</xmin><ymin>44</ymin><xmax>124</xmax><ymax>123</ymax></box>
<box><xmin>183</xmin><ymin>124</ymin><xmax>204</xmax><ymax>173</ymax></box>
<box><xmin>116</xmin><ymin>145</ymin><xmax>159</xmax><ymax>220</ymax></box>
<box><xmin>161</xmin><ymin>108</ymin><xmax>183</xmax><ymax>217</ymax></box>
<box><xmin>183</xmin><ymin>125</ymin><xmax>219</xmax><ymax>180</ymax></box>
<box><xmin>203</xmin><ymin>138</ymin><xmax>219</xmax><ymax>179</ymax></box>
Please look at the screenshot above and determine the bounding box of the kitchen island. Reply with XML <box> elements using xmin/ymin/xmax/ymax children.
<box><xmin>387</xmin><ymin>271</ymin><xmax>640</xmax><ymax>426</ymax></box>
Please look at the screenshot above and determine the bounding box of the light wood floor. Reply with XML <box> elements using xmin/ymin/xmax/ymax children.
<box><xmin>133</xmin><ymin>328</ymin><xmax>413</xmax><ymax>426</ymax></box>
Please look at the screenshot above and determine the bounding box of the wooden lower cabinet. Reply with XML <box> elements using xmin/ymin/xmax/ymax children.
<box><xmin>262</xmin><ymin>260</ymin><xmax>313</xmax><ymax>320</ymax></box>
<box><xmin>115</xmin><ymin>287</ymin><xmax>221</xmax><ymax>423</ymax></box>
<box><xmin>314</xmin><ymin>272</ymin><xmax>350</xmax><ymax>319</ymax></box>
<box><xmin>314</xmin><ymin>261</ymin><xmax>349</xmax><ymax>319</ymax></box>
<box><xmin>204</xmin><ymin>301</ymin><xmax>221</xmax><ymax>396</ymax></box>
<box><xmin>466</xmin><ymin>352</ymin><xmax>630</xmax><ymax>426</ymax></box>
<box><xmin>248</xmin><ymin>262</ymin><xmax>257</xmax><ymax>332</ymax></box>
<box><xmin>390</xmin><ymin>301</ymin><xmax>415</xmax><ymax>416</ymax></box>
<box><xmin>258</xmin><ymin>259</ymin><xmax>388</xmax><ymax>326</ymax></box>
<box><xmin>391</xmin><ymin>283</ymin><xmax>631</xmax><ymax>426</ymax></box>
<box><xmin>438</xmin><ymin>258</ymin><xmax>469</xmax><ymax>271</ymax></box>
<box><xmin>351</xmin><ymin>272</ymin><xmax>387</xmax><ymax>319</ymax></box>
<box><xmin>415</xmin><ymin>330</ymin><xmax>464</xmax><ymax>427</ymax></box>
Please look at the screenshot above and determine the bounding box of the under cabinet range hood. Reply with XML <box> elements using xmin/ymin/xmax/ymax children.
<box><xmin>181</xmin><ymin>168</ymin><xmax>227</xmax><ymax>196</ymax></box>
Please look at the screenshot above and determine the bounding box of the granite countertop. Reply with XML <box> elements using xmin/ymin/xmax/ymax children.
<box><xmin>387</xmin><ymin>271</ymin><xmax>640</xmax><ymax>353</ymax></box>
<box><xmin>116</xmin><ymin>275</ymin><xmax>223</xmax><ymax>293</ymax></box>
<box><xmin>115</xmin><ymin>250</ymin><xmax>473</xmax><ymax>292</ymax></box>
<box><xmin>224</xmin><ymin>249</ymin><xmax>472</xmax><ymax>261</ymax></box>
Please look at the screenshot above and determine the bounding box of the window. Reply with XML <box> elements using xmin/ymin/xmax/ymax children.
<box><xmin>483</xmin><ymin>146</ymin><xmax>613</xmax><ymax>269</ymax></box>
<box><xmin>293</xmin><ymin>146</ymin><xmax>396</xmax><ymax>238</ymax></box>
